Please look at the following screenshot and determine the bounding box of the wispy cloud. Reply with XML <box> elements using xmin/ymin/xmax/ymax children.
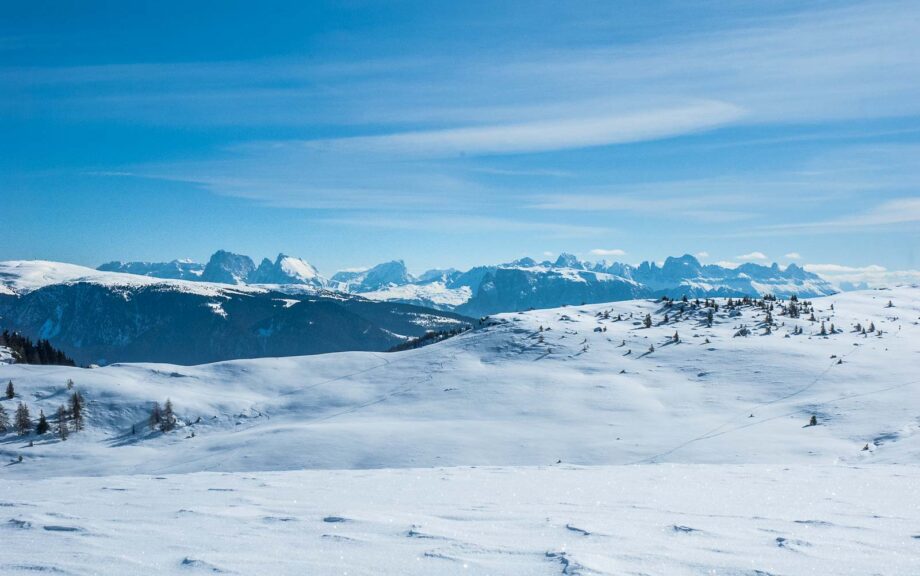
<box><xmin>785</xmin><ymin>252</ymin><xmax>801</xmax><ymax>259</ymax></box>
<box><xmin>763</xmin><ymin>198</ymin><xmax>920</xmax><ymax>233</ymax></box>
<box><xmin>310</xmin><ymin>101</ymin><xmax>744</xmax><ymax>157</ymax></box>
<box><xmin>737</xmin><ymin>251</ymin><xmax>768</xmax><ymax>260</ymax></box>
<box><xmin>715</xmin><ymin>260</ymin><xmax>740</xmax><ymax>269</ymax></box>
<box><xmin>589</xmin><ymin>248</ymin><xmax>626</xmax><ymax>257</ymax></box>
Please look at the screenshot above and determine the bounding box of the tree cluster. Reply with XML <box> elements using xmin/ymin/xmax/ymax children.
<box><xmin>0</xmin><ymin>330</ymin><xmax>75</xmax><ymax>366</ymax></box>
<box><xmin>149</xmin><ymin>399</ymin><xmax>177</xmax><ymax>432</ymax></box>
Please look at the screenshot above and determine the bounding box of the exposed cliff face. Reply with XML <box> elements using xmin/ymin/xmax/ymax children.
<box><xmin>249</xmin><ymin>254</ymin><xmax>324</xmax><ymax>287</ymax></box>
<box><xmin>200</xmin><ymin>250</ymin><xmax>256</xmax><ymax>285</ymax></box>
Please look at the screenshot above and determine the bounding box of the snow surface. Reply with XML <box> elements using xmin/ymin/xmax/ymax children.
<box><xmin>0</xmin><ymin>259</ymin><xmax>267</xmax><ymax>297</ymax></box>
<box><xmin>2</xmin><ymin>465</ymin><xmax>918</xmax><ymax>575</ymax></box>
<box><xmin>1</xmin><ymin>286</ymin><xmax>918</xmax><ymax>573</ymax></box>
<box><xmin>361</xmin><ymin>281</ymin><xmax>473</xmax><ymax>307</ymax></box>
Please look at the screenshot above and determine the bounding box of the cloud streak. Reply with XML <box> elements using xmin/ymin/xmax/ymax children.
<box><xmin>309</xmin><ymin>101</ymin><xmax>744</xmax><ymax>157</ymax></box>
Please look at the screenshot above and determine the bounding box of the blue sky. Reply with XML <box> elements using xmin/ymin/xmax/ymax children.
<box><xmin>2</xmin><ymin>0</ymin><xmax>919</xmax><ymax>284</ymax></box>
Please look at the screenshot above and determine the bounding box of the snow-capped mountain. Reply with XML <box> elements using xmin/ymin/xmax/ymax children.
<box><xmin>330</xmin><ymin>260</ymin><xmax>413</xmax><ymax>292</ymax></box>
<box><xmin>249</xmin><ymin>253</ymin><xmax>325</xmax><ymax>287</ymax></box>
<box><xmin>200</xmin><ymin>250</ymin><xmax>256</xmax><ymax>284</ymax></box>
<box><xmin>628</xmin><ymin>255</ymin><xmax>835</xmax><ymax>299</ymax></box>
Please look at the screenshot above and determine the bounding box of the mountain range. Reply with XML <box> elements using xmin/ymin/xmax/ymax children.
<box><xmin>0</xmin><ymin>251</ymin><xmax>836</xmax><ymax>365</ymax></box>
<box><xmin>97</xmin><ymin>250</ymin><xmax>837</xmax><ymax>316</ymax></box>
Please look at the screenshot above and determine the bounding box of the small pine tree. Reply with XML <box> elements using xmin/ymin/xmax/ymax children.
<box><xmin>820</xmin><ymin>321</ymin><xmax>827</xmax><ymax>336</ymax></box>
<box><xmin>57</xmin><ymin>405</ymin><xmax>68</xmax><ymax>440</ymax></box>
<box><xmin>15</xmin><ymin>403</ymin><xmax>31</xmax><ymax>436</ymax></box>
<box><xmin>673</xmin><ymin>331</ymin><xmax>679</xmax><ymax>343</ymax></box>
<box><xmin>643</xmin><ymin>313</ymin><xmax>652</xmax><ymax>329</ymax></box>
<box><xmin>69</xmin><ymin>391</ymin><xmax>84</xmax><ymax>431</ymax></box>
<box><xmin>5</xmin><ymin>380</ymin><xmax>13</xmax><ymax>400</ymax></box>
<box><xmin>809</xmin><ymin>415</ymin><xmax>817</xmax><ymax>426</ymax></box>
<box><xmin>149</xmin><ymin>401</ymin><xmax>162</xmax><ymax>429</ymax></box>
<box><xmin>0</xmin><ymin>403</ymin><xmax>9</xmax><ymax>432</ymax></box>
<box><xmin>161</xmin><ymin>398</ymin><xmax>176</xmax><ymax>432</ymax></box>
<box><xmin>36</xmin><ymin>410</ymin><xmax>50</xmax><ymax>435</ymax></box>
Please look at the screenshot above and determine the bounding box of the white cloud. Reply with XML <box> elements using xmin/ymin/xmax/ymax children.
<box><xmin>696</xmin><ymin>251</ymin><xmax>709</xmax><ymax>258</ymax></box>
<box><xmin>313</xmin><ymin>101</ymin><xmax>743</xmax><ymax>157</ymax></box>
<box><xmin>804</xmin><ymin>263</ymin><xmax>920</xmax><ymax>288</ymax></box>
<box><xmin>589</xmin><ymin>248</ymin><xmax>627</xmax><ymax>257</ymax></box>
<box><xmin>737</xmin><ymin>251</ymin><xmax>768</xmax><ymax>260</ymax></box>
<box><xmin>542</xmin><ymin>251</ymin><xmax>554</xmax><ymax>257</ymax></box>
<box><xmin>715</xmin><ymin>260</ymin><xmax>740</xmax><ymax>269</ymax></box>
<box><xmin>762</xmin><ymin>197</ymin><xmax>920</xmax><ymax>233</ymax></box>
<box><xmin>785</xmin><ymin>252</ymin><xmax>802</xmax><ymax>259</ymax></box>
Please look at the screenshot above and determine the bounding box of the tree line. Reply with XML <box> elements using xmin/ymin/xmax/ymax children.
<box><xmin>0</xmin><ymin>330</ymin><xmax>75</xmax><ymax>366</ymax></box>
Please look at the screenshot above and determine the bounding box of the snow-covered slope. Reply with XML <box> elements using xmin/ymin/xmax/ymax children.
<box><xmin>1</xmin><ymin>286</ymin><xmax>918</xmax><ymax>574</ymax></box>
<box><xmin>1</xmin><ymin>286</ymin><xmax>916</xmax><ymax>476</ymax></box>
<box><xmin>0</xmin><ymin>259</ymin><xmax>263</xmax><ymax>297</ymax></box>
<box><xmin>97</xmin><ymin>259</ymin><xmax>204</xmax><ymax>280</ymax></box>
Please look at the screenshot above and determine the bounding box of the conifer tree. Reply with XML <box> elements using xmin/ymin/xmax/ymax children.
<box><xmin>36</xmin><ymin>410</ymin><xmax>50</xmax><ymax>435</ymax></box>
<box><xmin>5</xmin><ymin>380</ymin><xmax>13</xmax><ymax>400</ymax></box>
<box><xmin>162</xmin><ymin>398</ymin><xmax>176</xmax><ymax>432</ymax></box>
<box><xmin>69</xmin><ymin>391</ymin><xmax>84</xmax><ymax>431</ymax></box>
<box><xmin>149</xmin><ymin>401</ymin><xmax>162</xmax><ymax>429</ymax></box>
<box><xmin>57</xmin><ymin>405</ymin><xmax>68</xmax><ymax>440</ymax></box>
<box><xmin>0</xmin><ymin>403</ymin><xmax>9</xmax><ymax>433</ymax></box>
<box><xmin>643</xmin><ymin>313</ymin><xmax>652</xmax><ymax>329</ymax></box>
<box><xmin>15</xmin><ymin>403</ymin><xmax>31</xmax><ymax>436</ymax></box>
